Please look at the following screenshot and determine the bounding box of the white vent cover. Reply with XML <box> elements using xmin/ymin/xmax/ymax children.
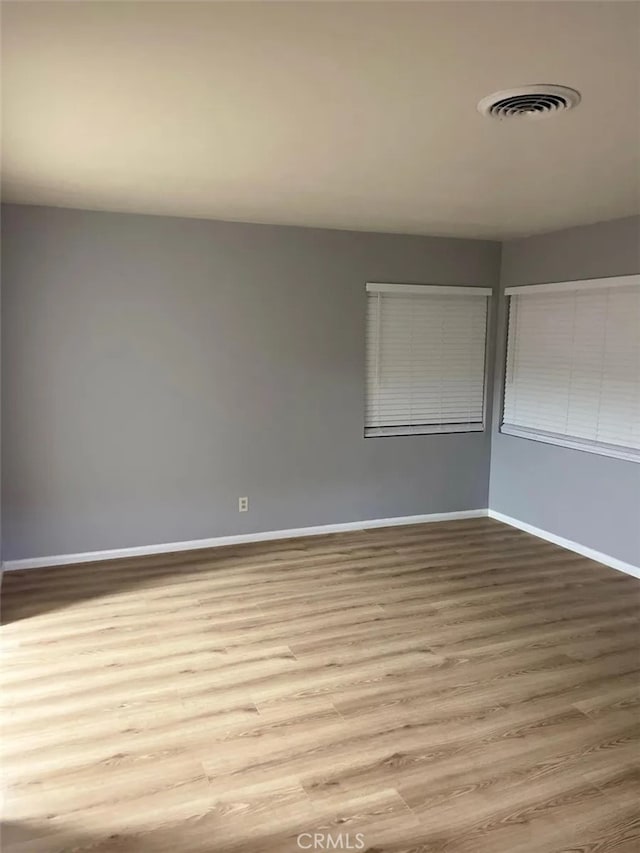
<box><xmin>478</xmin><ymin>85</ymin><xmax>581</xmax><ymax>119</ymax></box>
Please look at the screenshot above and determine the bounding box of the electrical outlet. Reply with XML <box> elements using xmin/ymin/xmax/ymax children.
<box><xmin>238</xmin><ymin>496</ymin><xmax>249</xmax><ymax>512</ymax></box>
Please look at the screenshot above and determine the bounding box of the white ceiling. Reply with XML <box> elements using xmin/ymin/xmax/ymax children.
<box><xmin>2</xmin><ymin>1</ymin><xmax>639</xmax><ymax>239</ymax></box>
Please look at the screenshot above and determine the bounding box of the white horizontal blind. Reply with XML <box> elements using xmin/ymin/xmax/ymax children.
<box><xmin>365</xmin><ymin>288</ymin><xmax>488</xmax><ymax>437</ymax></box>
<box><xmin>503</xmin><ymin>283</ymin><xmax>640</xmax><ymax>460</ymax></box>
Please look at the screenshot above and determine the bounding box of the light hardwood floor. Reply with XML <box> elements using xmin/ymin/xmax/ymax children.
<box><xmin>1</xmin><ymin>517</ymin><xmax>639</xmax><ymax>853</ymax></box>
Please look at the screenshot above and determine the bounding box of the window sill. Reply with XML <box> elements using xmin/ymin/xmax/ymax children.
<box><xmin>500</xmin><ymin>424</ymin><xmax>640</xmax><ymax>463</ymax></box>
<box><xmin>365</xmin><ymin>424</ymin><xmax>484</xmax><ymax>438</ymax></box>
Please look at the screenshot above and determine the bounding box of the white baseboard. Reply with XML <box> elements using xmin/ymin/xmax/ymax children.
<box><xmin>488</xmin><ymin>510</ymin><xmax>640</xmax><ymax>580</ymax></box>
<box><xmin>1</xmin><ymin>509</ymin><xmax>488</xmax><ymax>572</ymax></box>
<box><xmin>4</xmin><ymin>508</ymin><xmax>637</xmax><ymax>580</ymax></box>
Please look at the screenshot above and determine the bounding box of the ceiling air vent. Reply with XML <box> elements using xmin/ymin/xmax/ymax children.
<box><xmin>477</xmin><ymin>85</ymin><xmax>581</xmax><ymax>120</ymax></box>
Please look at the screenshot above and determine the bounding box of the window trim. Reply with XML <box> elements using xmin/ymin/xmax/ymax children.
<box><xmin>366</xmin><ymin>423</ymin><xmax>485</xmax><ymax>439</ymax></box>
<box><xmin>367</xmin><ymin>282</ymin><xmax>493</xmax><ymax>297</ymax></box>
<box><xmin>504</xmin><ymin>274</ymin><xmax>639</xmax><ymax>296</ymax></box>
<box><xmin>364</xmin><ymin>282</ymin><xmax>492</xmax><ymax>439</ymax></box>
<box><xmin>499</xmin><ymin>275</ymin><xmax>640</xmax><ymax>464</ymax></box>
<box><xmin>501</xmin><ymin>424</ymin><xmax>640</xmax><ymax>463</ymax></box>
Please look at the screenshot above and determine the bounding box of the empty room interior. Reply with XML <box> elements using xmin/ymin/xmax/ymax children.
<box><xmin>1</xmin><ymin>2</ymin><xmax>640</xmax><ymax>852</ymax></box>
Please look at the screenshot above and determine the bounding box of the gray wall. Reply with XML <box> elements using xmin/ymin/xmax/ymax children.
<box><xmin>1</xmin><ymin>204</ymin><xmax>500</xmax><ymax>561</ymax></box>
<box><xmin>489</xmin><ymin>216</ymin><xmax>640</xmax><ymax>567</ymax></box>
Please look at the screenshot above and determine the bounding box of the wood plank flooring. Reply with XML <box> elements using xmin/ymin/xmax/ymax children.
<box><xmin>1</xmin><ymin>517</ymin><xmax>639</xmax><ymax>853</ymax></box>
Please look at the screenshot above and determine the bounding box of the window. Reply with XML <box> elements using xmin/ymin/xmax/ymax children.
<box><xmin>365</xmin><ymin>283</ymin><xmax>491</xmax><ymax>437</ymax></box>
<box><xmin>502</xmin><ymin>276</ymin><xmax>640</xmax><ymax>462</ymax></box>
